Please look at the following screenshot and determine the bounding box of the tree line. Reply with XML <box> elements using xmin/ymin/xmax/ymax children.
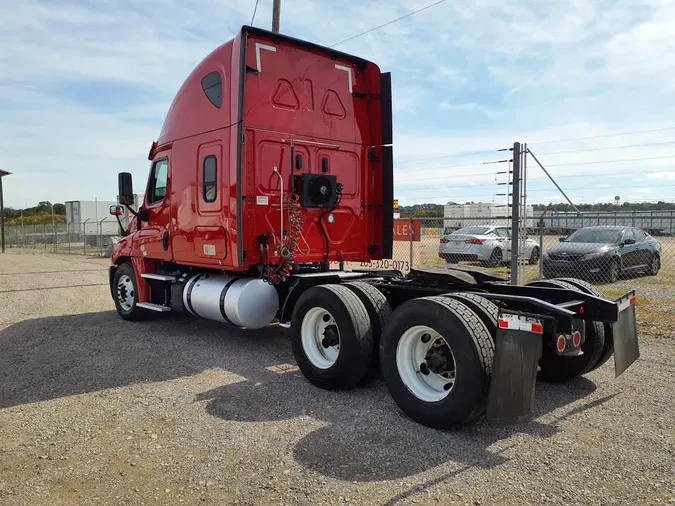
<box><xmin>2</xmin><ymin>201</ymin><xmax>67</xmax><ymax>225</ymax></box>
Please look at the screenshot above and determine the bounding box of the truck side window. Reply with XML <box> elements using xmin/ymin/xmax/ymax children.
<box><xmin>203</xmin><ymin>156</ymin><xmax>217</xmax><ymax>203</ymax></box>
<box><xmin>201</xmin><ymin>71</ymin><xmax>222</xmax><ymax>108</ymax></box>
<box><xmin>148</xmin><ymin>159</ymin><xmax>168</xmax><ymax>204</ymax></box>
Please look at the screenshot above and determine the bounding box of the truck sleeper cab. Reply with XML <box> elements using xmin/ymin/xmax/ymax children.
<box><xmin>109</xmin><ymin>26</ymin><xmax>639</xmax><ymax>430</ymax></box>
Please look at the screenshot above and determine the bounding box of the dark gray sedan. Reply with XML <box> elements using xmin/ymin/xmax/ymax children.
<box><xmin>543</xmin><ymin>226</ymin><xmax>661</xmax><ymax>283</ymax></box>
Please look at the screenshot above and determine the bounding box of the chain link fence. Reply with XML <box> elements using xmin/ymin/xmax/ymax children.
<box><xmin>4</xmin><ymin>219</ymin><xmax>120</xmax><ymax>257</ymax></box>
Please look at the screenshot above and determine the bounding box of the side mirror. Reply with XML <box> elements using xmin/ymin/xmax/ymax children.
<box><xmin>559</xmin><ymin>237</ymin><xmax>567</xmax><ymax>242</ymax></box>
<box><xmin>109</xmin><ymin>205</ymin><xmax>124</xmax><ymax>216</ymax></box>
<box><xmin>623</xmin><ymin>238</ymin><xmax>636</xmax><ymax>245</ymax></box>
<box><xmin>118</xmin><ymin>172</ymin><xmax>134</xmax><ymax>206</ymax></box>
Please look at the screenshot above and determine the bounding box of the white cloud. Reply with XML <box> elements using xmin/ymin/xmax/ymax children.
<box><xmin>1</xmin><ymin>0</ymin><xmax>675</xmax><ymax>208</ymax></box>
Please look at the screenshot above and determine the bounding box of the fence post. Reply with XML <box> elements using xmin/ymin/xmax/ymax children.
<box><xmin>510</xmin><ymin>142</ymin><xmax>521</xmax><ymax>285</ymax></box>
<box><xmin>409</xmin><ymin>218</ymin><xmax>413</xmax><ymax>268</ymax></box>
<box><xmin>539</xmin><ymin>218</ymin><xmax>544</xmax><ymax>280</ymax></box>
<box><xmin>67</xmin><ymin>221</ymin><xmax>71</xmax><ymax>253</ymax></box>
<box><xmin>44</xmin><ymin>224</ymin><xmax>47</xmax><ymax>250</ymax></box>
<box><xmin>33</xmin><ymin>224</ymin><xmax>36</xmax><ymax>249</ymax></box>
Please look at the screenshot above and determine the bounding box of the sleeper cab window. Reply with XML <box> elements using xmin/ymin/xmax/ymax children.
<box><xmin>203</xmin><ymin>155</ymin><xmax>217</xmax><ymax>203</ymax></box>
<box><xmin>149</xmin><ymin>159</ymin><xmax>168</xmax><ymax>204</ymax></box>
<box><xmin>201</xmin><ymin>71</ymin><xmax>222</xmax><ymax>108</ymax></box>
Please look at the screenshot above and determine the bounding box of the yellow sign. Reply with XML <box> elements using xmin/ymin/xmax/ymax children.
<box><xmin>393</xmin><ymin>199</ymin><xmax>399</xmax><ymax>210</ymax></box>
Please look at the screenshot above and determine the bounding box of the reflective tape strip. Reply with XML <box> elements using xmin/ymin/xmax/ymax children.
<box><xmin>617</xmin><ymin>295</ymin><xmax>637</xmax><ymax>312</ymax></box>
<box><xmin>498</xmin><ymin>315</ymin><xmax>543</xmax><ymax>334</ymax></box>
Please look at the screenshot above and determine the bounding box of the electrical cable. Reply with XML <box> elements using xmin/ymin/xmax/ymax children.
<box><xmin>528</xmin><ymin>126</ymin><xmax>675</xmax><ymax>146</ymax></box>
<box><xmin>319</xmin><ymin>189</ymin><xmax>343</xmax><ymax>264</ymax></box>
<box><xmin>395</xmin><ymin>147</ymin><xmax>506</xmax><ymax>166</ymax></box>
<box><xmin>251</xmin><ymin>0</ymin><xmax>260</xmax><ymax>25</ymax></box>
<box><xmin>329</xmin><ymin>0</ymin><xmax>448</xmax><ymax>47</ymax></box>
<box><xmin>534</xmin><ymin>140</ymin><xmax>675</xmax><ymax>156</ymax></box>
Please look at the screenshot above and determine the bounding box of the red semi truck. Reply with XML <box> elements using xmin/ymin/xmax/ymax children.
<box><xmin>109</xmin><ymin>26</ymin><xmax>639</xmax><ymax>429</ymax></box>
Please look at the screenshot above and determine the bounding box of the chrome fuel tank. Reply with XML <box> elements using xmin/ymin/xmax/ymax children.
<box><xmin>183</xmin><ymin>273</ymin><xmax>279</xmax><ymax>329</ymax></box>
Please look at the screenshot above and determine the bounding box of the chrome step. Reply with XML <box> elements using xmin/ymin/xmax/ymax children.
<box><xmin>141</xmin><ymin>273</ymin><xmax>177</xmax><ymax>282</ymax></box>
<box><xmin>137</xmin><ymin>302</ymin><xmax>171</xmax><ymax>312</ymax></box>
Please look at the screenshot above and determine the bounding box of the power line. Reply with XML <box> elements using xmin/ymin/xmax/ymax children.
<box><xmin>395</xmin><ymin>160</ymin><xmax>507</xmax><ymax>175</ymax></box>
<box><xmin>534</xmin><ymin>140</ymin><xmax>675</xmax><ymax>156</ymax></box>
<box><xmin>396</xmin><ymin>155</ymin><xmax>675</xmax><ymax>182</ymax></box>
<box><xmin>395</xmin><ymin>147</ymin><xmax>506</xmax><ymax>166</ymax></box>
<box><xmin>329</xmin><ymin>0</ymin><xmax>448</xmax><ymax>48</ymax></box>
<box><xmin>251</xmin><ymin>0</ymin><xmax>260</xmax><ymax>25</ymax></box>
<box><xmin>544</xmin><ymin>155</ymin><xmax>675</xmax><ymax>168</ymax></box>
<box><xmin>528</xmin><ymin>126</ymin><xmax>675</xmax><ymax>146</ymax></box>
<box><xmin>401</xmin><ymin>183</ymin><xmax>675</xmax><ymax>202</ymax></box>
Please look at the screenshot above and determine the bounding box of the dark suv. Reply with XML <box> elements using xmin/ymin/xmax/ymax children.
<box><xmin>543</xmin><ymin>226</ymin><xmax>661</xmax><ymax>283</ymax></box>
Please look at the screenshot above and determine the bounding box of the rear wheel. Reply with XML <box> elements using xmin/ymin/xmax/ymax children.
<box><xmin>442</xmin><ymin>292</ymin><xmax>498</xmax><ymax>339</ymax></box>
<box><xmin>291</xmin><ymin>284</ymin><xmax>373</xmax><ymax>390</ymax></box>
<box><xmin>343</xmin><ymin>282</ymin><xmax>391</xmax><ymax>371</ymax></box>
<box><xmin>380</xmin><ymin>296</ymin><xmax>494</xmax><ymax>429</ymax></box>
<box><xmin>528</xmin><ymin>247</ymin><xmax>541</xmax><ymax>265</ymax></box>
<box><xmin>526</xmin><ymin>279</ymin><xmax>606</xmax><ymax>381</ymax></box>
<box><xmin>487</xmin><ymin>248</ymin><xmax>503</xmax><ymax>268</ymax></box>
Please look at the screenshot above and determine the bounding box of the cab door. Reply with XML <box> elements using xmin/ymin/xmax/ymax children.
<box><xmin>136</xmin><ymin>155</ymin><xmax>172</xmax><ymax>261</ymax></box>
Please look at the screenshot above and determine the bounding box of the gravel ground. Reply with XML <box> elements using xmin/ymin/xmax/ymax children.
<box><xmin>0</xmin><ymin>250</ymin><xmax>674</xmax><ymax>506</ymax></box>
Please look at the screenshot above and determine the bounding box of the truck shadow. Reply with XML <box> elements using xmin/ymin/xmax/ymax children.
<box><xmin>196</xmin><ymin>361</ymin><xmax>601</xmax><ymax>482</ymax></box>
<box><xmin>0</xmin><ymin>310</ymin><xmax>610</xmax><ymax>483</ymax></box>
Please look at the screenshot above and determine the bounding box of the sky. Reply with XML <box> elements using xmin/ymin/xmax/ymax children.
<box><xmin>2</xmin><ymin>0</ymin><xmax>675</xmax><ymax>208</ymax></box>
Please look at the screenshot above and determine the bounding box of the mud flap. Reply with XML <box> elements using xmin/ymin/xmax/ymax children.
<box><xmin>486</xmin><ymin>312</ymin><xmax>543</xmax><ymax>425</ymax></box>
<box><xmin>613</xmin><ymin>291</ymin><xmax>639</xmax><ymax>378</ymax></box>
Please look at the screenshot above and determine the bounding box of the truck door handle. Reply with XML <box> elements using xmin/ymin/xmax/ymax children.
<box><xmin>162</xmin><ymin>231</ymin><xmax>169</xmax><ymax>251</ymax></box>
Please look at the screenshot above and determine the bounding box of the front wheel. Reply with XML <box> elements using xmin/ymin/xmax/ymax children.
<box><xmin>648</xmin><ymin>254</ymin><xmax>660</xmax><ymax>276</ymax></box>
<box><xmin>606</xmin><ymin>258</ymin><xmax>620</xmax><ymax>284</ymax></box>
<box><xmin>112</xmin><ymin>262</ymin><xmax>148</xmax><ymax>321</ymax></box>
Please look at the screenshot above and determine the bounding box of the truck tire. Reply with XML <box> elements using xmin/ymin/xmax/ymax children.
<box><xmin>343</xmin><ymin>282</ymin><xmax>391</xmax><ymax>370</ymax></box>
<box><xmin>112</xmin><ymin>262</ymin><xmax>148</xmax><ymax>322</ymax></box>
<box><xmin>442</xmin><ymin>292</ymin><xmax>498</xmax><ymax>339</ymax></box>
<box><xmin>551</xmin><ymin>278</ymin><xmax>613</xmax><ymax>372</ymax></box>
<box><xmin>291</xmin><ymin>284</ymin><xmax>373</xmax><ymax>390</ymax></box>
<box><xmin>380</xmin><ymin>296</ymin><xmax>494</xmax><ymax>429</ymax></box>
<box><xmin>527</xmin><ymin>279</ymin><xmax>605</xmax><ymax>381</ymax></box>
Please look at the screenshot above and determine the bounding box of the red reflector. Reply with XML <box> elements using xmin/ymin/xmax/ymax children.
<box><xmin>466</xmin><ymin>238</ymin><xmax>484</xmax><ymax>244</ymax></box>
<box><xmin>531</xmin><ymin>323</ymin><xmax>543</xmax><ymax>334</ymax></box>
<box><xmin>498</xmin><ymin>319</ymin><xmax>509</xmax><ymax>329</ymax></box>
<box><xmin>572</xmin><ymin>331</ymin><xmax>582</xmax><ymax>347</ymax></box>
<box><xmin>579</xmin><ymin>306</ymin><xmax>584</xmax><ymax>314</ymax></box>
<box><xmin>556</xmin><ymin>335</ymin><xmax>566</xmax><ymax>353</ymax></box>
<box><xmin>629</xmin><ymin>296</ymin><xmax>636</xmax><ymax>305</ymax></box>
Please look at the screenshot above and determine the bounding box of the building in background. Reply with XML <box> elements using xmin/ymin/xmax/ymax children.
<box><xmin>443</xmin><ymin>202</ymin><xmax>534</xmax><ymax>231</ymax></box>
<box><xmin>66</xmin><ymin>194</ymin><xmax>143</xmax><ymax>245</ymax></box>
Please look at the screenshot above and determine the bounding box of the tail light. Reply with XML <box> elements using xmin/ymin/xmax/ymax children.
<box><xmin>440</xmin><ymin>238</ymin><xmax>449</xmax><ymax>244</ymax></box>
<box><xmin>556</xmin><ymin>335</ymin><xmax>566</xmax><ymax>353</ymax></box>
<box><xmin>466</xmin><ymin>239</ymin><xmax>484</xmax><ymax>244</ymax></box>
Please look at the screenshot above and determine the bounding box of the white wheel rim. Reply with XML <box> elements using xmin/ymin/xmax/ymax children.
<box><xmin>116</xmin><ymin>274</ymin><xmax>135</xmax><ymax>311</ymax></box>
<box><xmin>301</xmin><ymin>307</ymin><xmax>340</xmax><ymax>369</ymax></box>
<box><xmin>396</xmin><ymin>325</ymin><xmax>455</xmax><ymax>402</ymax></box>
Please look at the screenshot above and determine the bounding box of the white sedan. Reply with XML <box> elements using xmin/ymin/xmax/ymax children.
<box><xmin>438</xmin><ymin>225</ymin><xmax>540</xmax><ymax>267</ymax></box>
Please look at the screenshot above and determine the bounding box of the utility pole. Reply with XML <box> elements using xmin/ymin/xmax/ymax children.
<box><xmin>0</xmin><ymin>170</ymin><xmax>9</xmax><ymax>253</ymax></box>
<box><xmin>272</xmin><ymin>0</ymin><xmax>281</xmax><ymax>33</ymax></box>
<box><xmin>510</xmin><ymin>142</ymin><xmax>521</xmax><ymax>285</ymax></box>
